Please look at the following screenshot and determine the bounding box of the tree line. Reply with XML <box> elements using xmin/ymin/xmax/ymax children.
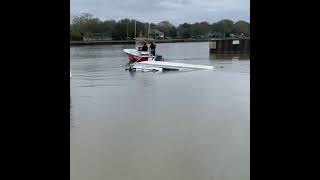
<box><xmin>70</xmin><ymin>13</ymin><xmax>250</xmax><ymax>41</ymax></box>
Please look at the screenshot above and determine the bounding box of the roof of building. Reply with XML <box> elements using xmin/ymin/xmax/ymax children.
<box><xmin>150</xmin><ymin>29</ymin><xmax>164</xmax><ymax>34</ymax></box>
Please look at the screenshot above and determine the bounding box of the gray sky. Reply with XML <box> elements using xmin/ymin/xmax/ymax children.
<box><xmin>71</xmin><ymin>0</ymin><xmax>250</xmax><ymax>25</ymax></box>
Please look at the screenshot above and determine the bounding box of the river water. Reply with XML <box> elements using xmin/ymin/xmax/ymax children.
<box><xmin>70</xmin><ymin>42</ymin><xmax>250</xmax><ymax>180</ymax></box>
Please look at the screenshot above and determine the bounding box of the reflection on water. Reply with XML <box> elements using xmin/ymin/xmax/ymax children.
<box><xmin>209</xmin><ymin>53</ymin><xmax>250</xmax><ymax>60</ymax></box>
<box><xmin>70</xmin><ymin>96</ymin><xmax>75</xmax><ymax>129</ymax></box>
<box><xmin>70</xmin><ymin>42</ymin><xmax>250</xmax><ymax>180</ymax></box>
<box><xmin>207</xmin><ymin>53</ymin><xmax>250</xmax><ymax>73</ymax></box>
<box><xmin>70</xmin><ymin>96</ymin><xmax>73</xmax><ymax>128</ymax></box>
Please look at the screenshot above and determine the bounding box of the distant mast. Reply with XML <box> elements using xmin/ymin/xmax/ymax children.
<box><xmin>148</xmin><ymin>23</ymin><xmax>150</xmax><ymax>38</ymax></box>
<box><xmin>134</xmin><ymin>20</ymin><xmax>136</xmax><ymax>38</ymax></box>
<box><xmin>126</xmin><ymin>22</ymin><xmax>128</xmax><ymax>39</ymax></box>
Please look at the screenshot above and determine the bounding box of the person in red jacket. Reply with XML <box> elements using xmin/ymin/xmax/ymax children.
<box><xmin>142</xmin><ymin>42</ymin><xmax>148</xmax><ymax>51</ymax></box>
<box><xmin>150</xmin><ymin>42</ymin><xmax>156</xmax><ymax>56</ymax></box>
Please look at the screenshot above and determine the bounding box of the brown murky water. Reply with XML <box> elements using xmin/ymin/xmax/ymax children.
<box><xmin>70</xmin><ymin>42</ymin><xmax>250</xmax><ymax>180</ymax></box>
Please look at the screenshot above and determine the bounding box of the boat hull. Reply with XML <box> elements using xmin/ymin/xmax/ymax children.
<box><xmin>123</xmin><ymin>49</ymin><xmax>150</xmax><ymax>63</ymax></box>
<box><xmin>127</xmin><ymin>53</ymin><xmax>149</xmax><ymax>63</ymax></box>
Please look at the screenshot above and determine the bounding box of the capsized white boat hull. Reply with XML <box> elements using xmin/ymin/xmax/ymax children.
<box><xmin>135</xmin><ymin>61</ymin><xmax>214</xmax><ymax>70</ymax></box>
<box><xmin>129</xmin><ymin>65</ymin><xmax>163</xmax><ymax>72</ymax></box>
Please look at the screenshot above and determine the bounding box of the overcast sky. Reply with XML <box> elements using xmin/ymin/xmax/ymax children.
<box><xmin>71</xmin><ymin>0</ymin><xmax>250</xmax><ymax>25</ymax></box>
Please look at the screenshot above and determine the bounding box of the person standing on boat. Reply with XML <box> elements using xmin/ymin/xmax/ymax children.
<box><xmin>142</xmin><ymin>42</ymin><xmax>148</xmax><ymax>51</ymax></box>
<box><xmin>150</xmin><ymin>42</ymin><xmax>156</xmax><ymax>56</ymax></box>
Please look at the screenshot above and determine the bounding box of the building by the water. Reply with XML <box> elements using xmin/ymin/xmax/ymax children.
<box><xmin>150</xmin><ymin>29</ymin><xmax>164</xmax><ymax>39</ymax></box>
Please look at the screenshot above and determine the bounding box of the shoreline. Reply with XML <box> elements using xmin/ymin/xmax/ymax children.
<box><xmin>70</xmin><ymin>39</ymin><xmax>211</xmax><ymax>46</ymax></box>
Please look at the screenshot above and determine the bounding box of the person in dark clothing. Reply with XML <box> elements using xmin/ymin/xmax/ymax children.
<box><xmin>142</xmin><ymin>42</ymin><xmax>148</xmax><ymax>51</ymax></box>
<box><xmin>150</xmin><ymin>42</ymin><xmax>156</xmax><ymax>56</ymax></box>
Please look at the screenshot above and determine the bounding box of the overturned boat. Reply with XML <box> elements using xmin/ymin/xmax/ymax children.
<box><xmin>123</xmin><ymin>38</ymin><xmax>213</xmax><ymax>72</ymax></box>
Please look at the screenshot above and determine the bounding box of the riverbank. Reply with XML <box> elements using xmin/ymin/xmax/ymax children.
<box><xmin>70</xmin><ymin>39</ymin><xmax>211</xmax><ymax>46</ymax></box>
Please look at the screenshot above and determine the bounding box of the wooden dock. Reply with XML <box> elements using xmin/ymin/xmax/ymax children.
<box><xmin>209</xmin><ymin>38</ymin><xmax>250</xmax><ymax>54</ymax></box>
